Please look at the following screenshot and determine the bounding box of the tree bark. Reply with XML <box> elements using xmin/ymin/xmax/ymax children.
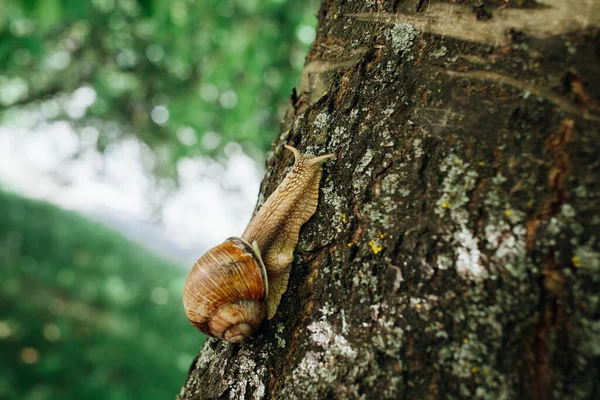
<box><xmin>179</xmin><ymin>1</ymin><xmax>600</xmax><ymax>399</ymax></box>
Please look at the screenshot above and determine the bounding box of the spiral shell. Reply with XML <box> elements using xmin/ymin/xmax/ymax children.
<box><xmin>183</xmin><ymin>237</ymin><xmax>268</xmax><ymax>343</ymax></box>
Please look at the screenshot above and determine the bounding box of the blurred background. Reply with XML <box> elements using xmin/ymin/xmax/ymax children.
<box><xmin>0</xmin><ymin>0</ymin><xmax>319</xmax><ymax>399</ymax></box>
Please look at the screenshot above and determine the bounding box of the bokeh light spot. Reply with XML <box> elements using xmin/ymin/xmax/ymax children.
<box><xmin>0</xmin><ymin>77</ymin><xmax>29</xmax><ymax>106</ymax></box>
<box><xmin>46</xmin><ymin>51</ymin><xmax>71</xmax><ymax>70</ymax></box>
<box><xmin>151</xmin><ymin>287</ymin><xmax>169</xmax><ymax>305</ymax></box>
<box><xmin>105</xmin><ymin>276</ymin><xmax>127</xmax><ymax>301</ymax></box>
<box><xmin>43</xmin><ymin>324</ymin><xmax>61</xmax><ymax>342</ymax></box>
<box><xmin>177</xmin><ymin>127</ymin><xmax>198</xmax><ymax>146</ymax></box>
<box><xmin>11</xmin><ymin>19</ymin><xmax>35</xmax><ymax>36</ymax></box>
<box><xmin>49</xmin><ymin>298</ymin><xmax>67</xmax><ymax>316</ymax></box>
<box><xmin>201</xmin><ymin>131</ymin><xmax>221</xmax><ymax>151</ymax></box>
<box><xmin>219</xmin><ymin>90</ymin><xmax>238</xmax><ymax>109</ymax></box>
<box><xmin>0</xmin><ymin>321</ymin><xmax>12</xmax><ymax>339</ymax></box>
<box><xmin>297</xmin><ymin>25</ymin><xmax>316</xmax><ymax>44</ymax></box>
<box><xmin>146</xmin><ymin>44</ymin><xmax>164</xmax><ymax>63</ymax></box>
<box><xmin>263</xmin><ymin>67</ymin><xmax>281</xmax><ymax>88</ymax></box>
<box><xmin>151</xmin><ymin>106</ymin><xmax>169</xmax><ymax>125</ymax></box>
<box><xmin>200</xmin><ymin>84</ymin><xmax>219</xmax><ymax>102</ymax></box>
<box><xmin>20</xmin><ymin>347</ymin><xmax>39</xmax><ymax>364</ymax></box>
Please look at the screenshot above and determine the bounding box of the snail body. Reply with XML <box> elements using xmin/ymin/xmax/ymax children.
<box><xmin>183</xmin><ymin>145</ymin><xmax>335</xmax><ymax>342</ymax></box>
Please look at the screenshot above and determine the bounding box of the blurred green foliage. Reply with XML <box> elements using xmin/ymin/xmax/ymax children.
<box><xmin>0</xmin><ymin>0</ymin><xmax>318</xmax><ymax>176</ymax></box>
<box><xmin>0</xmin><ymin>1</ymin><xmax>320</xmax><ymax>397</ymax></box>
<box><xmin>0</xmin><ymin>190</ymin><xmax>203</xmax><ymax>399</ymax></box>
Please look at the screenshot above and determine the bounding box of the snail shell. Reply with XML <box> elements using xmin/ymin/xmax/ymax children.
<box><xmin>183</xmin><ymin>145</ymin><xmax>335</xmax><ymax>342</ymax></box>
<box><xmin>183</xmin><ymin>237</ymin><xmax>268</xmax><ymax>343</ymax></box>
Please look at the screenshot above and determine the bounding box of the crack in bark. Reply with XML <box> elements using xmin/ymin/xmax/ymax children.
<box><xmin>442</xmin><ymin>69</ymin><xmax>600</xmax><ymax>122</ymax></box>
<box><xmin>415</xmin><ymin>0</ymin><xmax>428</xmax><ymax>13</ymax></box>
<box><xmin>529</xmin><ymin>118</ymin><xmax>574</xmax><ymax>400</ymax></box>
<box><xmin>270</xmin><ymin>258</ymin><xmax>320</xmax><ymax>397</ymax></box>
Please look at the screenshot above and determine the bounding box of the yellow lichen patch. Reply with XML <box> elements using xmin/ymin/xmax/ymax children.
<box><xmin>368</xmin><ymin>239</ymin><xmax>383</xmax><ymax>255</ymax></box>
<box><xmin>462</xmin><ymin>337</ymin><xmax>469</xmax><ymax>344</ymax></box>
<box><xmin>572</xmin><ymin>256</ymin><xmax>581</xmax><ymax>267</ymax></box>
<box><xmin>376</xmin><ymin>231</ymin><xmax>387</xmax><ymax>239</ymax></box>
<box><xmin>471</xmin><ymin>366</ymin><xmax>480</xmax><ymax>374</ymax></box>
<box><xmin>504</xmin><ymin>209</ymin><xmax>513</xmax><ymax>217</ymax></box>
<box><xmin>347</xmin><ymin>242</ymin><xmax>354</xmax><ymax>247</ymax></box>
<box><xmin>339</xmin><ymin>213</ymin><xmax>347</xmax><ymax>223</ymax></box>
<box><xmin>441</xmin><ymin>201</ymin><xmax>452</xmax><ymax>209</ymax></box>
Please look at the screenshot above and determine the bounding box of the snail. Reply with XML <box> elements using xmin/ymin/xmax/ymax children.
<box><xmin>183</xmin><ymin>145</ymin><xmax>335</xmax><ymax>342</ymax></box>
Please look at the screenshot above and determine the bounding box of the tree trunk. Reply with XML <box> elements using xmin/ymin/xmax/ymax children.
<box><xmin>179</xmin><ymin>1</ymin><xmax>600</xmax><ymax>399</ymax></box>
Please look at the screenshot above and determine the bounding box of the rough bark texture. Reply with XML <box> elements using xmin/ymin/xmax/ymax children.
<box><xmin>179</xmin><ymin>1</ymin><xmax>600</xmax><ymax>399</ymax></box>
